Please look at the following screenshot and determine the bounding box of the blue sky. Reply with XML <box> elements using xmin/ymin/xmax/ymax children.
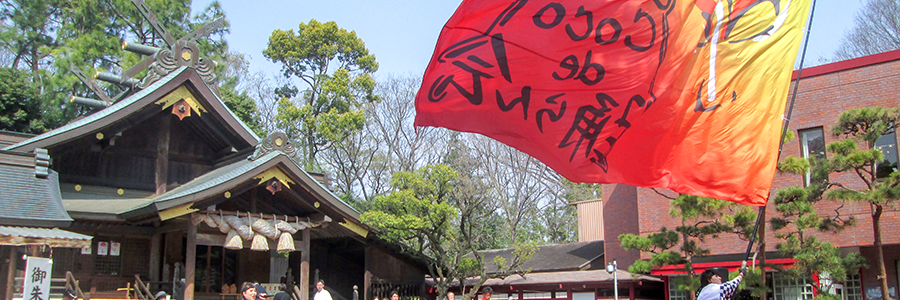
<box><xmin>191</xmin><ymin>0</ymin><xmax>865</xmax><ymax>79</ymax></box>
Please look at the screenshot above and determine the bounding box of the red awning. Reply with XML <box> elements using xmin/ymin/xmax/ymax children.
<box><xmin>650</xmin><ymin>258</ymin><xmax>796</xmax><ymax>275</ymax></box>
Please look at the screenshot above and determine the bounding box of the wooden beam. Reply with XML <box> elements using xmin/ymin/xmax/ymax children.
<box><xmin>300</xmin><ymin>229</ymin><xmax>310</xmax><ymax>300</ymax></box>
<box><xmin>158</xmin><ymin>203</ymin><xmax>199</xmax><ymax>221</ymax></box>
<box><xmin>338</xmin><ymin>220</ymin><xmax>368</xmax><ymax>238</ymax></box>
<box><xmin>185</xmin><ymin>220</ymin><xmax>197</xmax><ymax>300</ymax></box>
<box><xmin>150</xmin><ymin>232</ymin><xmax>161</xmax><ymax>281</ymax></box>
<box><xmin>6</xmin><ymin>247</ymin><xmax>15</xmax><ymax>300</ymax></box>
<box><xmin>156</xmin><ymin>115</ymin><xmax>171</xmax><ymax>195</ymax></box>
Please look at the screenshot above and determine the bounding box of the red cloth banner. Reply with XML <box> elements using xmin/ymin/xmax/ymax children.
<box><xmin>415</xmin><ymin>0</ymin><xmax>812</xmax><ymax>205</ymax></box>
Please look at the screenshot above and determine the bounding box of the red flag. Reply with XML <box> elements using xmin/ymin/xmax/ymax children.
<box><xmin>415</xmin><ymin>0</ymin><xmax>811</xmax><ymax>206</ymax></box>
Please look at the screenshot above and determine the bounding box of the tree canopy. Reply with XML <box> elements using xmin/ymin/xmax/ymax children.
<box><xmin>825</xmin><ymin>106</ymin><xmax>900</xmax><ymax>300</ymax></box>
<box><xmin>263</xmin><ymin>19</ymin><xmax>379</xmax><ymax>169</ymax></box>
<box><xmin>0</xmin><ymin>0</ymin><xmax>260</xmax><ymax>132</ymax></box>
<box><xmin>620</xmin><ymin>193</ymin><xmax>756</xmax><ymax>300</ymax></box>
<box><xmin>0</xmin><ymin>67</ymin><xmax>45</xmax><ymax>133</ymax></box>
<box><xmin>361</xmin><ymin>164</ymin><xmax>535</xmax><ymax>300</ymax></box>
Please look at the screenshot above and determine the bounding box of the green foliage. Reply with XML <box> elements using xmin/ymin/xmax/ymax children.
<box><xmin>361</xmin><ymin>164</ymin><xmax>532</xmax><ymax>300</ymax></box>
<box><xmin>264</xmin><ymin>19</ymin><xmax>379</xmax><ymax>168</ymax></box>
<box><xmin>832</xmin><ymin>107</ymin><xmax>900</xmax><ymax>145</ymax></box>
<box><xmin>619</xmin><ymin>194</ymin><xmax>756</xmax><ymax>299</ymax></box>
<box><xmin>770</xmin><ymin>106</ymin><xmax>900</xmax><ymax>299</ymax></box>
<box><xmin>0</xmin><ymin>0</ymin><xmax>250</xmax><ymax>131</ymax></box>
<box><xmin>771</xmin><ymin>160</ymin><xmax>860</xmax><ymax>295</ymax></box>
<box><xmin>219</xmin><ymin>85</ymin><xmax>265</xmax><ymax>136</ymax></box>
<box><xmin>0</xmin><ymin>67</ymin><xmax>46</xmax><ymax>133</ymax></box>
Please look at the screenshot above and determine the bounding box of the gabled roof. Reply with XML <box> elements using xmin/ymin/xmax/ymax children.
<box><xmin>125</xmin><ymin>149</ymin><xmax>360</xmax><ymax>222</ymax></box>
<box><xmin>4</xmin><ymin>66</ymin><xmax>260</xmax><ymax>153</ymax></box>
<box><xmin>60</xmin><ymin>135</ymin><xmax>361</xmax><ymax>234</ymax></box>
<box><xmin>480</xmin><ymin>240</ymin><xmax>604</xmax><ymax>273</ymax></box>
<box><xmin>0</xmin><ymin>150</ymin><xmax>72</xmax><ymax>228</ymax></box>
<box><xmin>478</xmin><ymin>269</ymin><xmax>660</xmax><ymax>286</ymax></box>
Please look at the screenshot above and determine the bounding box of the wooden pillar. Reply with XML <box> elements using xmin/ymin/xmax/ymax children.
<box><xmin>156</xmin><ymin>115</ymin><xmax>171</xmax><ymax>195</ymax></box>
<box><xmin>301</xmin><ymin>229</ymin><xmax>310</xmax><ymax>300</ymax></box>
<box><xmin>628</xmin><ymin>283</ymin><xmax>635</xmax><ymax>300</ymax></box>
<box><xmin>5</xmin><ymin>247</ymin><xmax>16</xmax><ymax>300</ymax></box>
<box><xmin>363</xmin><ymin>247</ymin><xmax>371</xmax><ymax>300</ymax></box>
<box><xmin>150</xmin><ymin>232</ymin><xmax>162</xmax><ymax>281</ymax></box>
<box><xmin>185</xmin><ymin>221</ymin><xmax>197</xmax><ymax>300</ymax></box>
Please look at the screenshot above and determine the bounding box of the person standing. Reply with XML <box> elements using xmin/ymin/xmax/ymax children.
<box><xmin>480</xmin><ymin>287</ymin><xmax>492</xmax><ymax>300</ymax></box>
<box><xmin>447</xmin><ymin>291</ymin><xmax>455</xmax><ymax>300</ymax></box>
<box><xmin>314</xmin><ymin>280</ymin><xmax>333</xmax><ymax>300</ymax></box>
<box><xmin>697</xmin><ymin>262</ymin><xmax>746</xmax><ymax>300</ymax></box>
<box><xmin>390</xmin><ymin>291</ymin><xmax>400</xmax><ymax>300</ymax></box>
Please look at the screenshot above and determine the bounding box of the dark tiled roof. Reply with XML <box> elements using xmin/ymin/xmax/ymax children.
<box><xmin>481</xmin><ymin>240</ymin><xmax>604</xmax><ymax>273</ymax></box>
<box><xmin>0</xmin><ymin>151</ymin><xmax>73</xmax><ymax>228</ymax></box>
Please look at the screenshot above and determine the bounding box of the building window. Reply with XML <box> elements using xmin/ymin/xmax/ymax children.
<box><xmin>874</xmin><ymin>130</ymin><xmax>898</xmax><ymax>178</ymax></box>
<box><xmin>523</xmin><ymin>293</ymin><xmax>551</xmax><ymax>299</ymax></box>
<box><xmin>842</xmin><ymin>273</ymin><xmax>863</xmax><ymax>300</ymax></box>
<box><xmin>772</xmin><ymin>272</ymin><xmax>814</xmax><ymax>300</ymax></box>
<box><xmin>667</xmin><ymin>276</ymin><xmax>688</xmax><ymax>300</ymax></box>
<box><xmin>799</xmin><ymin>127</ymin><xmax>827</xmax><ymax>186</ymax></box>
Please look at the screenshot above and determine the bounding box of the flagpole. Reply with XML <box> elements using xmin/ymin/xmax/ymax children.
<box><xmin>742</xmin><ymin>0</ymin><xmax>819</xmax><ymax>266</ymax></box>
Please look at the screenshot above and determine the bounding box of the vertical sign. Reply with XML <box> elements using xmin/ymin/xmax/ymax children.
<box><xmin>81</xmin><ymin>245</ymin><xmax>91</xmax><ymax>255</ymax></box>
<box><xmin>98</xmin><ymin>241</ymin><xmax>109</xmax><ymax>256</ymax></box>
<box><xmin>23</xmin><ymin>256</ymin><xmax>52</xmax><ymax>300</ymax></box>
<box><xmin>110</xmin><ymin>242</ymin><xmax>121</xmax><ymax>256</ymax></box>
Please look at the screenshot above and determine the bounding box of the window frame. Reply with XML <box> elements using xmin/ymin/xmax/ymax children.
<box><xmin>799</xmin><ymin>127</ymin><xmax>827</xmax><ymax>186</ymax></box>
<box><xmin>873</xmin><ymin>129</ymin><xmax>899</xmax><ymax>179</ymax></box>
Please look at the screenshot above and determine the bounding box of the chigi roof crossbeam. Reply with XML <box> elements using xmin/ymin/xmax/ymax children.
<box><xmin>69</xmin><ymin>0</ymin><xmax>225</xmax><ymax>110</ymax></box>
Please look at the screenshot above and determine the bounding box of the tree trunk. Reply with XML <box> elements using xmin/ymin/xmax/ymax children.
<box><xmin>872</xmin><ymin>205</ymin><xmax>891</xmax><ymax>300</ymax></box>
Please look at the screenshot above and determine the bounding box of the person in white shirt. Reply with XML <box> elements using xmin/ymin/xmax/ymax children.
<box><xmin>314</xmin><ymin>280</ymin><xmax>332</xmax><ymax>300</ymax></box>
<box><xmin>697</xmin><ymin>262</ymin><xmax>746</xmax><ymax>300</ymax></box>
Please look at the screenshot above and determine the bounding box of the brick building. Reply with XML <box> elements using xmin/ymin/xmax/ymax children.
<box><xmin>600</xmin><ymin>49</ymin><xmax>900</xmax><ymax>300</ymax></box>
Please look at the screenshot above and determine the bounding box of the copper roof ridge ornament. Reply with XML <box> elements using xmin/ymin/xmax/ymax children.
<box><xmin>250</xmin><ymin>132</ymin><xmax>299</xmax><ymax>162</ymax></box>
<box><xmin>69</xmin><ymin>0</ymin><xmax>226</xmax><ymax>109</ymax></box>
<box><xmin>128</xmin><ymin>0</ymin><xmax>224</xmax><ymax>89</ymax></box>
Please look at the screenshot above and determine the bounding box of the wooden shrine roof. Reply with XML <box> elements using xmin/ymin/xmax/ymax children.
<box><xmin>60</xmin><ymin>140</ymin><xmax>366</xmax><ymax>239</ymax></box>
<box><xmin>3</xmin><ymin>66</ymin><xmax>260</xmax><ymax>153</ymax></box>
<box><xmin>127</xmin><ymin>149</ymin><xmax>360</xmax><ymax>222</ymax></box>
